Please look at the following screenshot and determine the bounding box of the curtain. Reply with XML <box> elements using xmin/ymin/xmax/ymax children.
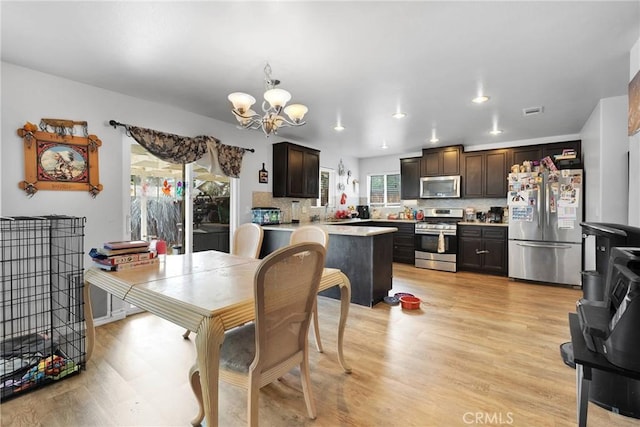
<box><xmin>127</xmin><ymin>125</ymin><xmax>247</xmax><ymax>178</ymax></box>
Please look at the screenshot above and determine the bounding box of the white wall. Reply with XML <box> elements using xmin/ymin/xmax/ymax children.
<box><xmin>629</xmin><ymin>37</ymin><xmax>640</xmax><ymax>226</ymax></box>
<box><xmin>581</xmin><ymin>102</ymin><xmax>602</xmax><ymax>222</ymax></box>
<box><xmin>581</xmin><ymin>95</ymin><xmax>629</xmax><ymax>224</ymax></box>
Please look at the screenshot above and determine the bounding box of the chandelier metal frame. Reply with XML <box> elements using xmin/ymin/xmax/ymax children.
<box><xmin>228</xmin><ymin>63</ymin><xmax>308</xmax><ymax>137</ymax></box>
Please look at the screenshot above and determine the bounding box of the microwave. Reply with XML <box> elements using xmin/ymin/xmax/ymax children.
<box><xmin>420</xmin><ymin>175</ymin><xmax>461</xmax><ymax>198</ymax></box>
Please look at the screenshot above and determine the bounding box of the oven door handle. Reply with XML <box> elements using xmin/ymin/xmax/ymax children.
<box><xmin>415</xmin><ymin>230</ymin><xmax>457</xmax><ymax>236</ymax></box>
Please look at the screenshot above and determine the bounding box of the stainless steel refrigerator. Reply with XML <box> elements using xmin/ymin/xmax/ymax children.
<box><xmin>507</xmin><ymin>169</ymin><xmax>583</xmax><ymax>285</ymax></box>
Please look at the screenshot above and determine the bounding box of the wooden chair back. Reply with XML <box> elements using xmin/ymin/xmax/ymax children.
<box><xmin>233</xmin><ymin>223</ymin><xmax>264</xmax><ymax>259</ymax></box>
<box><xmin>289</xmin><ymin>225</ymin><xmax>329</xmax><ymax>249</ymax></box>
<box><xmin>253</xmin><ymin>242</ymin><xmax>326</xmax><ymax>371</ymax></box>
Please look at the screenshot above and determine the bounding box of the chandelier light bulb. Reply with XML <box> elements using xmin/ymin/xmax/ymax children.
<box><xmin>284</xmin><ymin>104</ymin><xmax>308</xmax><ymax>123</ymax></box>
<box><xmin>228</xmin><ymin>92</ymin><xmax>256</xmax><ymax>114</ymax></box>
<box><xmin>264</xmin><ymin>88</ymin><xmax>292</xmax><ymax>109</ymax></box>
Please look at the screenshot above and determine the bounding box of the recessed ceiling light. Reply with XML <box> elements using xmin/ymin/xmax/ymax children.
<box><xmin>472</xmin><ymin>95</ymin><xmax>490</xmax><ymax>104</ymax></box>
<box><xmin>334</xmin><ymin>125</ymin><xmax>345</xmax><ymax>131</ymax></box>
<box><xmin>489</xmin><ymin>129</ymin><xmax>503</xmax><ymax>135</ymax></box>
<box><xmin>381</xmin><ymin>140</ymin><xmax>389</xmax><ymax>149</ymax></box>
<box><xmin>392</xmin><ymin>112</ymin><xmax>407</xmax><ymax>119</ymax></box>
<box><xmin>429</xmin><ymin>128</ymin><xmax>439</xmax><ymax>143</ymax></box>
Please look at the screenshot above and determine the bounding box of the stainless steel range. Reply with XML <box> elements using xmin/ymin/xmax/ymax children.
<box><xmin>415</xmin><ymin>208</ymin><xmax>463</xmax><ymax>272</ymax></box>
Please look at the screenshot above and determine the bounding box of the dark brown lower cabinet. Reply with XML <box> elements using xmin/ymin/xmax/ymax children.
<box><xmin>367</xmin><ymin>221</ymin><xmax>415</xmax><ymax>264</ymax></box>
<box><xmin>458</xmin><ymin>225</ymin><xmax>507</xmax><ymax>276</ymax></box>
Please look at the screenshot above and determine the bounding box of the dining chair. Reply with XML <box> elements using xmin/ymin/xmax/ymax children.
<box><xmin>289</xmin><ymin>225</ymin><xmax>329</xmax><ymax>353</ymax></box>
<box><xmin>188</xmin><ymin>242</ymin><xmax>326</xmax><ymax>427</ymax></box>
<box><xmin>232</xmin><ymin>223</ymin><xmax>264</xmax><ymax>259</ymax></box>
<box><xmin>183</xmin><ymin>222</ymin><xmax>264</xmax><ymax>339</ymax></box>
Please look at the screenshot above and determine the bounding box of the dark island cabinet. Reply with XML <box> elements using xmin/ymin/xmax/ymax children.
<box><xmin>368</xmin><ymin>221</ymin><xmax>415</xmax><ymax>264</ymax></box>
<box><xmin>400</xmin><ymin>157</ymin><xmax>421</xmax><ymax>200</ymax></box>
<box><xmin>458</xmin><ymin>225</ymin><xmax>507</xmax><ymax>276</ymax></box>
<box><xmin>421</xmin><ymin>145</ymin><xmax>462</xmax><ymax>177</ymax></box>
<box><xmin>272</xmin><ymin>142</ymin><xmax>320</xmax><ymax>198</ymax></box>
<box><xmin>462</xmin><ymin>149</ymin><xmax>508</xmax><ymax>198</ymax></box>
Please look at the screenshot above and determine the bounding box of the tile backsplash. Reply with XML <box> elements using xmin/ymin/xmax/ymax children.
<box><xmin>253</xmin><ymin>192</ymin><xmax>320</xmax><ymax>223</ymax></box>
<box><xmin>253</xmin><ymin>191</ymin><xmax>507</xmax><ymax>222</ymax></box>
<box><xmin>370</xmin><ymin>198</ymin><xmax>507</xmax><ymax>219</ymax></box>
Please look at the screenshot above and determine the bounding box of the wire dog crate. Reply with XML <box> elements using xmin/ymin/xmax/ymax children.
<box><xmin>1</xmin><ymin>216</ymin><xmax>86</xmax><ymax>401</ymax></box>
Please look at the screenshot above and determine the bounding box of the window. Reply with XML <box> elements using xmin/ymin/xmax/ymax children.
<box><xmin>368</xmin><ymin>173</ymin><xmax>401</xmax><ymax>206</ymax></box>
<box><xmin>315</xmin><ymin>167</ymin><xmax>336</xmax><ymax>207</ymax></box>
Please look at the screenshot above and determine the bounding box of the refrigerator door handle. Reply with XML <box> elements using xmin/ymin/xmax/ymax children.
<box><xmin>545</xmin><ymin>182</ymin><xmax>550</xmax><ymax>229</ymax></box>
<box><xmin>537</xmin><ymin>188</ymin><xmax>542</xmax><ymax>229</ymax></box>
<box><xmin>515</xmin><ymin>242</ymin><xmax>573</xmax><ymax>249</ymax></box>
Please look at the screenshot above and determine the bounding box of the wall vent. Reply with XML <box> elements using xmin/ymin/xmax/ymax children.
<box><xmin>522</xmin><ymin>106</ymin><xmax>544</xmax><ymax>116</ymax></box>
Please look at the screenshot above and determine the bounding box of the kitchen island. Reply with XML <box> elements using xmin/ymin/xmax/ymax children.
<box><xmin>260</xmin><ymin>222</ymin><xmax>397</xmax><ymax>307</ymax></box>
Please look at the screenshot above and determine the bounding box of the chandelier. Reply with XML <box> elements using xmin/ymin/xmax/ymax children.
<box><xmin>228</xmin><ymin>63</ymin><xmax>308</xmax><ymax>137</ymax></box>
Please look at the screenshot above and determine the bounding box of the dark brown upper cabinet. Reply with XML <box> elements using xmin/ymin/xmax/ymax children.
<box><xmin>421</xmin><ymin>145</ymin><xmax>462</xmax><ymax>177</ymax></box>
<box><xmin>400</xmin><ymin>157</ymin><xmax>421</xmax><ymax>200</ymax></box>
<box><xmin>462</xmin><ymin>149</ymin><xmax>508</xmax><ymax>198</ymax></box>
<box><xmin>272</xmin><ymin>142</ymin><xmax>320</xmax><ymax>198</ymax></box>
<box><xmin>509</xmin><ymin>140</ymin><xmax>581</xmax><ymax>168</ymax></box>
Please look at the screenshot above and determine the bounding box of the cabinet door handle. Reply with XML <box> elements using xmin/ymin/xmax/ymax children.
<box><xmin>475</xmin><ymin>249</ymin><xmax>490</xmax><ymax>254</ymax></box>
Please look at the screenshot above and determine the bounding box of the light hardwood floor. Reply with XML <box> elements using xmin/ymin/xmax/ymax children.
<box><xmin>2</xmin><ymin>264</ymin><xmax>639</xmax><ymax>427</ymax></box>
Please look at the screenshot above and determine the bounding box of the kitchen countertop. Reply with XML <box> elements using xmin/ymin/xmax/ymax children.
<box><xmin>261</xmin><ymin>222</ymin><xmax>398</xmax><ymax>236</ymax></box>
<box><xmin>458</xmin><ymin>221</ymin><xmax>509</xmax><ymax>227</ymax></box>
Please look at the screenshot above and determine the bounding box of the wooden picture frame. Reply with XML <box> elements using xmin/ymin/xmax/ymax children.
<box><xmin>629</xmin><ymin>69</ymin><xmax>640</xmax><ymax>136</ymax></box>
<box><xmin>17</xmin><ymin>120</ymin><xmax>103</xmax><ymax>197</ymax></box>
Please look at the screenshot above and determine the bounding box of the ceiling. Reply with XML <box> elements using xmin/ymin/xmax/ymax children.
<box><xmin>2</xmin><ymin>1</ymin><xmax>639</xmax><ymax>158</ymax></box>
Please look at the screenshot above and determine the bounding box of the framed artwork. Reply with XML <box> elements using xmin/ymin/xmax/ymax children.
<box><xmin>17</xmin><ymin>119</ymin><xmax>103</xmax><ymax>197</ymax></box>
<box><xmin>630</xmin><ymin>69</ymin><xmax>640</xmax><ymax>136</ymax></box>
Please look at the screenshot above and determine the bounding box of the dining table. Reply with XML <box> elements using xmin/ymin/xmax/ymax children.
<box><xmin>83</xmin><ymin>250</ymin><xmax>352</xmax><ymax>427</ymax></box>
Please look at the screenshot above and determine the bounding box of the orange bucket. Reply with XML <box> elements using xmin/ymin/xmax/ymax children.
<box><xmin>399</xmin><ymin>295</ymin><xmax>421</xmax><ymax>310</ymax></box>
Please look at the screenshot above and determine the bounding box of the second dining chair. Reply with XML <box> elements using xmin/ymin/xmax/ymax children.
<box><xmin>188</xmin><ymin>242</ymin><xmax>326</xmax><ymax>427</ymax></box>
<box><xmin>232</xmin><ymin>223</ymin><xmax>264</xmax><ymax>259</ymax></box>
<box><xmin>289</xmin><ymin>225</ymin><xmax>329</xmax><ymax>353</ymax></box>
<box><xmin>183</xmin><ymin>222</ymin><xmax>264</xmax><ymax>339</ymax></box>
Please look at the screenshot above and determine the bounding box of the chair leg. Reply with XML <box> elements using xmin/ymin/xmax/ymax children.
<box><xmin>311</xmin><ymin>300</ymin><xmax>323</xmax><ymax>353</ymax></box>
<box><xmin>188</xmin><ymin>363</ymin><xmax>205</xmax><ymax>426</ymax></box>
<box><xmin>247</xmin><ymin>374</ymin><xmax>260</xmax><ymax>427</ymax></box>
<box><xmin>300</xmin><ymin>356</ymin><xmax>317</xmax><ymax>420</ymax></box>
<box><xmin>183</xmin><ymin>329</ymin><xmax>191</xmax><ymax>339</ymax></box>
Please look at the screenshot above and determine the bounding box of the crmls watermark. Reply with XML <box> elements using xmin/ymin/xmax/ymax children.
<box><xmin>462</xmin><ymin>411</ymin><xmax>514</xmax><ymax>425</ymax></box>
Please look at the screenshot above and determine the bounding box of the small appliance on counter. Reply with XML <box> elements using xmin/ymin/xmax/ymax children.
<box><xmin>291</xmin><ymin>201</ymin><xmax>300</xmax><ymax>223</ymax></box>
<box><xmin>251</xmin><ymin>207</ymin><xmax>281</xmax><ymax>225</ymax></box>
<box><xmin>356</xmin><ymin>205</ymin><xmax>370</xmax><ymax>219</ymax></box>
<box><xmin>487</xmin><ymin>206</ymin><xmax>504</xmax><ymax>223</ymax></box>
<box><xmin>465</xmin><ymin>207</ymin><xmax>476</xmax><ymax>222</ymax></box>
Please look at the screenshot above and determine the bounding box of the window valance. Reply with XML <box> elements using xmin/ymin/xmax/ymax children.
<box><xmin>110</xmin><ymin>121</ymin><xmax>253</xmax><ymax>178</ymax></box>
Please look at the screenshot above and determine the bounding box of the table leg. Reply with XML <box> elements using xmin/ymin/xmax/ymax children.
<box><xmin>576</xmin><ymin>363</ymin><xmax>590</xmax><ymax>427</ymax></box>
<box><xmin>83</xmin><ymin>281</ymin><xmax>95</xmax><ymax>362</ymax></box>
<box><xmin>191</xmin><ymin>316</ymin><xmax>225</xmax><ymax>427</ymax></box>
<box><xmin>337</xmin><ymin>272</ymin><xmax>352</xmax><ymax>374</ymax></box>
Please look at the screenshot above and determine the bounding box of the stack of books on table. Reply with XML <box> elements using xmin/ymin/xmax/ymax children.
<box><xmin>89</xmin><ymin>240</ymin><xmax>158</xmax><ymax>271</ymax></box>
